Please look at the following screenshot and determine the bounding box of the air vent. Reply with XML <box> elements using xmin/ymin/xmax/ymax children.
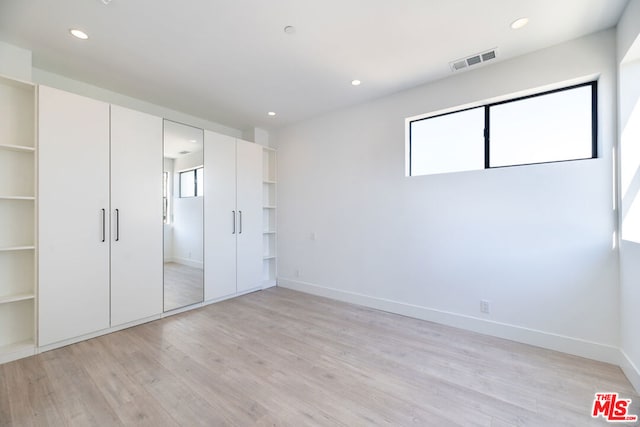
<box><xmin>467</xmin><ymin>55</ymin><xmax>481</xmax><ymax>66</ymax></box>
<box><xmin>452</xmin><ymin>60</ymin><xmax>467</xmax><ymax>71</ymax></box>
<box><xmin>450</xmin><ymin>48</ymin><xmax>498</xmax><ymax>72</ymax></box>
<box><xmin>481</xmin><ymin>50</ymin><xmax>496</xmax><ymax>61</ymax></box>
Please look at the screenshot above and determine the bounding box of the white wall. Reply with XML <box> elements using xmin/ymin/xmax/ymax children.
<box><xmin>275</xmin><ymin>30</ymin><xmax>620</xmax><ymax>364</ymax></box>
<box><xmin>617</xmin><ymin>0</ymin><xmax>640</xmax><ymax>393</ymax></box>
<box><xmin>0</xmin><ymin>41</ymin><xmax>31</xmax><ymax>81</ymax></box>
<box><xmin>171</xmin><ymin>151</ymin><xmax>204</xmax><ymax>268</ymax></box>
<box><xmin>618</xmin><ymin>0</ymin><xmax>640</xmax><ymax>63</ymax></box>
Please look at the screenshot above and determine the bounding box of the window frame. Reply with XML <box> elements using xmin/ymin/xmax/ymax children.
<box><xmin>178</xmin><ymin>166</ymin><xmax>204</xmax><ymax>198</ymax></box>
<box><xmin>408</xmin><ymin>81</ymin><xmax>598</xmax><ymax>176</ymax></box>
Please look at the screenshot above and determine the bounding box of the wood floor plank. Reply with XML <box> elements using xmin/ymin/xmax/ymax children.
<box><xmin>1</xmin><ymin>287</ymin><xmax>637</xmax><ymax>426</ymax></box>
<box><xmin>39</xmin><ymin>347</ymin><xmax>122</xmax><ymax>426</ymax></box>
<box><xmin>2</xmin><ymin>356</ymin><xmax>67</xmax><ymax>427</ymax></box>
<box><xmin>185</xmin><ymin>298</ymin><xmax>465</xmax><ymax>425</ymax></box>
<box><xmin>98</xmin><ymin>331</ymin><xmax>227</xmax><ymax>426</ymax></box>
<box><xmin>68</xmin><ymin>338</ymin><xmax>180</xmax><ymax>427</ymax></box>
<box><xmin>0</xmin><ymin>365</ymin><xmax>12</xmax><ymax>427</ymax></box>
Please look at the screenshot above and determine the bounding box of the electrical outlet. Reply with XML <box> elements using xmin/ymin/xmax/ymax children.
<box><xmin>480</xmin><ymin>300</ymin><xmax>490</xmax><ymax>314</ymax></box>
<box><xmin>310</xmin><ymin>232</ymin><xmax>317</xmax><ymax>241</ymax></box>
<box><xmin>294</xmin><ymin>269</ymin><xmax>300</xmax><ymax>278</ymax></box>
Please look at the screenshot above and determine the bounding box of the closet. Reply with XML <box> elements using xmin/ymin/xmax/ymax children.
<box><xmin>204</xmin><ymin>131</ymin><xmax>263</xmax><ymax>301</ymax></box>
<box><xmin>38</xmin><ymin>86</ymin><xmax>162</xmax><ymax>347</ymax></box>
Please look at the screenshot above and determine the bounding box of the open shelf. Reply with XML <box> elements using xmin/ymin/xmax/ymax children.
<box><xmin>0</xmin><ymin>299</ymin><xmax>35</xmax><ymax>348</ymax></box>
<box><xmin>0</xmin><ymin>246</ymin><xmax>35</xmax><ymax>252</ymax></box>
<box><xmin>0</xmin><ymin>339</ymin><xmax>35</xmax><ymax>364</ymax></box>
<box><xmin>0</xmin><ymin>339</ymin><xmax>34</xmax><ymax>353</ymax></box>
<box><xmin>0</xmin><ymin>149</ymin><xmax>35</xmax><ymax>197</ymax></box>
<box><xmin>262</xmin><ymin>147</ymin><xmax>277</xmax><ymax>182</ymax></box>
<box><xmin>0</xmin><ymin>75</ymin><xmax>36</xmax><ymax>364</ymax></box>
<box><xmin>262</xmin><ymin>147</ymin><xmax>277</xmax><ymax>287</ymax></box>
<box><xmin>0</xmin><ymin>196</ymin><xmax>35</xmax><ymax>200</ymax></box>
<box><xmin>0</xmin><ymin>293</ymin><xmax>35</xmax><ymax>305</ymax></box>
<box><xmin>0</xmin><ymin>193</ymin><xmax>35</xmax><ymax>249</ymax></box>
<box><xmin>262</xmin><ymin>257</ymin><xmax>277</xmax><ymax>284</ymax></box>
<box><xmin>0</xmin><ymin>144</ymin><xmax>35</xmax><ymax>153</ymax></box>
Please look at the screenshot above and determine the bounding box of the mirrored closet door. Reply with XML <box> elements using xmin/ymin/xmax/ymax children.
<box><xmin>163</xmin><ymin>120</ymin><xmax>204</xmax><ymax>311</ymax></box>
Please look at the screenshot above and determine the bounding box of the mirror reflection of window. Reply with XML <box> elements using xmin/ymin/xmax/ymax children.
<box><xmin>178</xmin><ymin>167</ymin><xmax>204</xmax><ymax>198</ymax></box>
<box><xmin>162</xmin><ymin>120</ymin><xmax>204</xmax><ymax>312</ymax></box>
<box><xmin>196</xmin><ymin>167</ymin><xmax>204</xmax><ymax>197</ymax></box>
<box><xmin>180</xmin><ymin>169</ymin><xmax>195</xmax><ymax>198</ymax></box>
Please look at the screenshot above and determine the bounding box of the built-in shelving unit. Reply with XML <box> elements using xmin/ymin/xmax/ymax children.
<box><xmin>262</xmin><ymin>147</ymin><xmax>277</xmax><ymax>287</ymax></box>
<box><xmin>0</xmin><ymin>74</ymin><xmax>37</xmax><ymax>364</ymax></box>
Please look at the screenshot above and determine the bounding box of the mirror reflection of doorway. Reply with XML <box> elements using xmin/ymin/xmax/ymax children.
<box><xmin>163</xmin><ymin>120</ymin><xmax>204</xmax><ymax>311</ymax></box>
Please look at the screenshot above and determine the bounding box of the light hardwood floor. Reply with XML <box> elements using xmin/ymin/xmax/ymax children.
<box><xmin>1</xmin><ymin>287</ymin><xmax>638</xmax><ymax>426</ymax></box>
<box><xmin>163</xmin><ymin>262</ymin><xmax>204</xmax><ymax>311</ymax></box>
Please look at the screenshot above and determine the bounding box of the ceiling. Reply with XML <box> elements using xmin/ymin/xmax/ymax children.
<box><xmin>163</xmin><ymin>120</ymin><xmax>204</xmax><ymax>159</ymax></box>
<box><xmin>0</xmin><ymin>0</ymin><xmax>629</xmax><ymax>131</ymax></box>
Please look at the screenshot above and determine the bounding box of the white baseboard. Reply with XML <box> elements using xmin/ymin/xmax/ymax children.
<box><xmin>163</xmin><ymin>287</ymin><xmax>262</xmax><ymax>317</ymax></box>
<box><xmin>0</xmin><ymin>344</ymin><xmax>36</xmax><ymax>365</ymax></box>
<box><xmin>168</xmin><ymin>257</ymin><xmax>203</xmax><ymax>269</ymax></box>
<box><xmin>262</xmin><ymin>279</ymin><xmax>277</xmax><ymax>289</ymax></box>
<box><xmin>38</xmin><ymin>313</ymin><xmax>162</xmax><ymax>354</ymax></box>
<box><xmin>620</xmin><ymin>350</ymin><xmax>640</xmax><ymax>393</ymax></box>
<box><xmin>278</xmin><ymin>278</ymin><xmax>622</xmax><ymax>367</ymax></box>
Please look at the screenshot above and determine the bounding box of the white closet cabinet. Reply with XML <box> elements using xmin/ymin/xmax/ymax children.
<box><xmin>204</xmin><ymin>131</ymin><xmax>262</xmax><ymax>301</ymax></box>
<box><xmin>110</xmin><ymin>105</ymin><xmax>163</xmax><ymax>326</ymax></box>
<box><xmin>39</xmin><ymin>86</ymin><xmax>111</xmax><ymax>346</ymax></box>
<box><xmin>236</xmin><ymin>139</ymin><xmax>263</xmax><ymax>292</ymax></box>
<box><xmin>39</xmin><ymin>87</ymin><xmax>162</xmax><ymax>347</ymax></box>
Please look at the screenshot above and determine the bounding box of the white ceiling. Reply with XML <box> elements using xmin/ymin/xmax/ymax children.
<box><xmin>163</xmin><ymin>120</ymin><xmax>203</xmax><ymax>159</ymax></box>
<box><xmin>0</xmin><ymin>0</ymin><xmax>629</xmax><ymax>131</ymax></box>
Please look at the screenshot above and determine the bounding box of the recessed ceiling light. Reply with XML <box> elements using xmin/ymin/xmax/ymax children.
<box><xmin>188</xmin><ymin>139</ymin><xmax>197</xmax><ymax>143</ymax></box>
<box><xmin>351</xmin><ymin>80</ymin><xmax>361</xmax><ymax>86</ymax></box>
<box><xmin>268</xmin><ymin>111</ymin><xmax>276</xmax><ymax>116</ymax></box>
<box><xmin>284</xmin><ymin>26</ymin><xmax>296</xmax><ymax>35</ymax></box>
<box><xmin>510</xmin><ymin>17</ymin><xmax>529</xmax><ymax>30</ymax></box>
<box><xmin>69</xmin><ymin>29</ymin><xmax>89</xmax><ymax>40</ymax></box>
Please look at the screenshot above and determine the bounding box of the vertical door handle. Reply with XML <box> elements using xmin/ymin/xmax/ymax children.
<box><xmin>115</xmin><ymin>209</ymin><xmax>120</xmax><ymax>241</ymax></box>
<box><xmin>101</xmin><ymin>209</ymin><xmax>106</xmax><ymax>242</ymax></box>
<box><xmin>232</xmin><ymin>210</ymin><xmax>236</xmax><ymax>234</ymax></box>
<box><xmin>239</xmin><ymin>210</ymin><xmax>243</xmax><ymax>234</ymax></box>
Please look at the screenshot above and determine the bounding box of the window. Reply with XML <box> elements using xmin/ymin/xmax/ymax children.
<box><xmin>410</xmin><ymin>107</ymin><xmax>485</xmax><ymax>176</ymax></box>
<box><xmin>179</xmin><ymin>167</ymin><xmax>203</xmax><ymax>198</ymax></box>
<box><xmin>408</xmin><ymin>81</ymin><xmax>597</xmax><ymax>176</ymax></box>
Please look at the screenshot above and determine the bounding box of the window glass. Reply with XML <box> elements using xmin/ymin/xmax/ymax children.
<box><xmin>410</xmin><ymin>107</ymin><xmax>485</xmax><ymax>176</ymax></box>
<box><xmin>180</xmin><ymin>170</ymin><xmax>195</xmax><ymax>197</ymax></box>
<box><xmin>490</xmin><ymin>85</ymin><xmax>593</xmax><ymax>167</ymax></box>
<box><xmin>196</xmin><ymin>167</ymin><xmax>204</xmax><ymax>197</ymax></box>
<box><xmin>407</xmin><ymin>82</ymin><xmax>596</xmax><ymax>176</ymax></box>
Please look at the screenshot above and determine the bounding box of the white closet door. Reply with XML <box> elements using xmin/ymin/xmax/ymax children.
<box><xmin>236</xmin><ymin>139</ymin><xmax>263</xmax><ymax>293</ymax></box>
<box><xmin>204</xmin><ymin>131</ymin><xmax>237</xmax><ymax>300</ymax></box>
<box><xmin>110</xmin><ymin>105</ymin><xmax>163</xmax><ymax>326</ymax></box>
<box><xmin>38</xmin><ymin>86</ymin><xmax>110</xmax><ymax>346</ymax></box>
